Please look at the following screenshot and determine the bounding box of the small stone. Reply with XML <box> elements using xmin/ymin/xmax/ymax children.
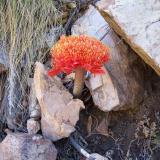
<box><xmin>27</xmin><ymin>118</ymin><xmax>40</xmax><ymax>134</ymax></box>
<box><xmin>67</xmin><ymin>2</ymin><xmax>76</xmax><ymax>9</ymax></box>
<box><xmin>30</xmin><ymin>109</ymin><xmax>41</xmax><ymax>119</ymax></box>
<box><xmin>29</xmin><ymin>81</ymin><xmax>41</xmax><ymax>119</ymax></box>
<box><xmin>32</xmin><ymin>135</ymin><xmax>43</xmax><ymax>141</ymax></box>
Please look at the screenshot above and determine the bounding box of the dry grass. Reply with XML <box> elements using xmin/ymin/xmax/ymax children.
<box><xmin>0</xmin><ymin>0</ymin><xmax>62</xmax><ymax>129</ymax></box>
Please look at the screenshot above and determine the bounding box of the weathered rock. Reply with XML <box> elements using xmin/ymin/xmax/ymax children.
<box><xmin>0</xmin><ymin>42</ymin><xmax>9</xmax><ymax>73</ymax></box>
<box><xmin>96</xmin><ymin>0</ymin><xmax>160</xmax><ymax>75</ymax></box>
<box><xmin>86</xmin><ymin>67</ymin><xmax>119</xmax><ymax>111</ymax></box>
<box><xmin>27</xmin><ymin>118</ymin><xmax>40</xmax><ymax>134</ymax></box>
<box><xmin>0</xmin><ymin>133</ymin><xmax>57</xmax><ymax>160</ymax></box>
<box><xmin>29</xmin><ymin>82</ymin><xmax>41</xmax><ymax>119</ymax></box>
<box><xmin>72</xmin><ymin>5</ymin><xmax>145</xmax><ymax>110</ymax></box>
<box><xmin>34</xmin><ymin>62</ymin><xmax>85</xmax><ymax>141</ymax></box>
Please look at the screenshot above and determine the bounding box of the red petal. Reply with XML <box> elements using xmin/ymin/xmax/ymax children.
<box><xmin>91</xmin><ymin>67</ymin><xmax>105</xmax><ymax>74</ymax></box>
<box><xmin>48</xmin><ymin>69</ymin><xmax>60</xmax><ymax>76</ymax></box>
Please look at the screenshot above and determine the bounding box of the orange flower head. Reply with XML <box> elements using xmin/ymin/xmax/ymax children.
<box><xmin>48</xmin><ymin>35</ymin><xmax>110</xmax><ymax>76</ymax></box>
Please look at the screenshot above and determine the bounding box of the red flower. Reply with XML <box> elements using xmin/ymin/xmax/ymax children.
<box><xmin>48</xmin><ymin>35</ymin><xmax>109</xmax><ymax>76</ymax></box>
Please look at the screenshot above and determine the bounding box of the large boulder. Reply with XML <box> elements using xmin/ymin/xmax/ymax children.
<box><xmin>72</xmin><ymin>5</ymin><xmax>145</xmax><ymax>111</ymax></box>
<box><xmin>96</xmin><ymin>0</ymin><xmax>160</xmax><ymax>75</ymax></box>
<box><xmin>34</xmin><ymin>62</ymin><xmax>84</xmax><ymax>141</ymax></box>
<box><xmin>0</xmin><ymin>132</ymin><xmax>57</xmax><ymax>160</ymax></box>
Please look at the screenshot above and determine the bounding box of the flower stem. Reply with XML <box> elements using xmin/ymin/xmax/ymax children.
<box><xmin>73</xmin><ymin>67</ymin><xmax>85</xmax><ymax>97</ymax></box>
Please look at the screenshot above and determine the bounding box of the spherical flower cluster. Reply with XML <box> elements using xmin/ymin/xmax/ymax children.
<box><xmin>48</xmin><ymin>35</ymin><xmax>110</xmax><ymax>76</ymax></box>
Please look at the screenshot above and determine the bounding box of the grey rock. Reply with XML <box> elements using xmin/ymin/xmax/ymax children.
<box><xmin>30</xmin><ymin>109</ymin><xmax>41</xmax><ymax>119</ymax></box>
<box><xmin>97</xmin><ymin>0</ymin><xmax>160</xmax><ymax>75</ymax></box>
<box><xmin>0</xmin><ymin>132</ymin><xmax>57</xmax><ymax>160</ymax></box>
<box><xmin>45</xmin><ymin>26</ymin><xmax>63</xmax><ymax>48</ymax></box>
<box><xmin>29</xmin><ymin>82</ymin><xmax>41</xmax><ymax>119</ymax></box>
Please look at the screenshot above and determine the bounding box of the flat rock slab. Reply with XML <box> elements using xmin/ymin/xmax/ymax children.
<box><xmin>97</xmin><ymin>0</ymin><xmax>160</xmax><ymax>75</ymax></box>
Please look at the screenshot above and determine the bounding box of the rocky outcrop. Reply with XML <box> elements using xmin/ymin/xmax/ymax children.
<box><xmin>96</xmin><ymin>0</ymin><xmax>160</xmax><ymax>75</ymax></box>
<box><xmin>72</xmin><ymin>5</ymin><xmax>145</xmax><ymax>111</ymax></box>
<box><xmin>34</xmin><ymin>62</ymin><xmax>85</xmax><ymax>141</ymax></box>
<box><xmin>0</xmin><ymin>133</ymin><xmax>57</xmax><ymax>160</ymax></box>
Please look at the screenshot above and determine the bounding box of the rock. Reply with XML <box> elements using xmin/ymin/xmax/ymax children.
<box><xmin>45</xmin><ymin>26</ymin><xmax>63</xmax><ymax>48</ymax></box>
<box><xmin>27</xmin><ymin>118</ymin><xmax>40</xmax><ymax>134</ymax></box>
<box><xmin>96</xmin><ymin>0</ymin><xmax>160</xmax><ymax>75</ymax></box>
<box><xmin>86</xmin><ymin>153</ymin><xmax>108</xmax><ymax>160</ymax></box>
<box><xmin>95</xmin><ymin>113</ymin><xmax>110</xmax><ymax>136</ymax></box>
<box><xmin>62</xmin><ymin>0</ymin><xmax>76</xmax><ymax>9</ymax></box>
<box><xmin>34</xmin><ymin>62</ymin><xmax>85</xmax><ymax>141</ymax></box>
<box><xmin>0</xmin><ymin>41</ymin><xmax>9</xmax><ymax>73</ymax></box>
<box><xmin>30</xmin><ymin>108</ymin><xmax>41</xmax><ymax>119</ymax></box>
<box><xmin>0</xmin><ymin>132</ymin><xmax>57</xmax><ymax>160</ymax></box>
<box><xmin>29</xmin><ymin>82</ymin><xmax>41</xmax><ymax>119</ymax></box>
<box><xmin>86</xmin><ymin>67</ymin><xmax>119</xmax><ymax>111</ymax></box>
<box><xmin>72</xmin><ymin>5</ymin><xmax>145</xmax><ymax>110</ymax></box>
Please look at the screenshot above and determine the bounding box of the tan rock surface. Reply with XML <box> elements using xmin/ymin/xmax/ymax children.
<box><xmin>34</xmin><ymin>62</ymin><xmax>84</xmax><ymax>141</ymax></box>
<box><xmin>86</xmin><ymin>67</ymin><xmax>119</xmax><ymax>111</ymax></box>
<box><xmin>97</xmin><ymin>0</ymin><xmax>160</xmax><ymax>75</ymax></box>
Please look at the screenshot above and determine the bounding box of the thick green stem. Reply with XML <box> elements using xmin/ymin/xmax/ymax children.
<box><xmin>73</xmin><ymin>67</ymin><xmax>85</xmax><ymax>97</ymax></box>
